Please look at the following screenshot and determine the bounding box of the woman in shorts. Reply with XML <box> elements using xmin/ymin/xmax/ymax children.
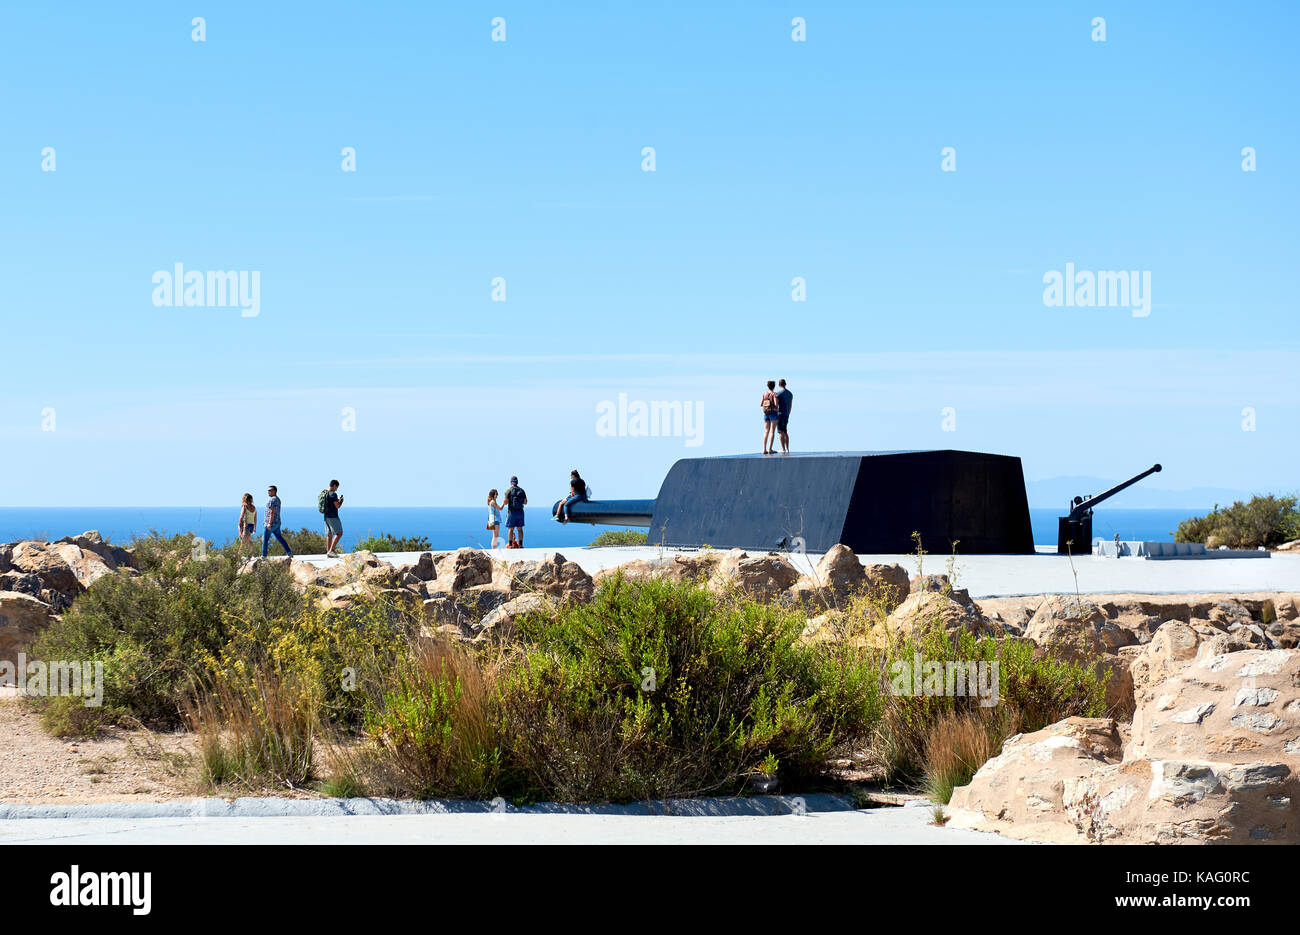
<box><xmin>237</xmin><ymin>493</ymin><xmax>256</xmax><ymax>555</ymax></box>
<box><xmin>761</xmin><ymin>380</ymin><xmax>780</xmax><ymax>454</ymax></box>
<box><xmin>486</xmin><ymin>489</ymin><xmax>504</xmax><ymax>549</ymax></box>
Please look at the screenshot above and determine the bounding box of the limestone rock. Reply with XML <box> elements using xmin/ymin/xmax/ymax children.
<box><xmin>708</xmin><ymin>550</ymin><xmax>800</xmax><ymax>601</ymax></box>
<box><xmin>394</xmin><ymin>552</ymin><xmax>439</xmax><ymax>583</ymax></box>
<box><xmin>1025</xmin><ymin>594</ymin><xmax>1139</xmax><ymax>661</ymax></box>
<box><xmin>594</xmin><ymin>552</ymin><xmax>719</xmax><ymax>587</ymax></box>
<box><xmin>504</xmin><ymin>552</ymin><xmax>593</xmax><ymax>604</ymax></box>
<box><xmin>950</xmin><ymin>649</ymin><xmax>1300</xmax><ymax>844</ymax></box>
<box><xmin>885</xmin><ymin>590</ymin><xmax>992</xmax><ymax>642</ymax></box>
<box><xmin>863</xmin><ymin>563</ymin><xmax>911</xmax><ymax>610</ymax></box>
<box><xmin>433</xmin><ymin>548</ymin><xmax>494</xmax><ymax>593</ymax></box>
<box><xmin>475</xmin><ymin>592</ymin><xmax>549</xmax><ymax>643</ymax></box>
<box><xmin>0</xmin><ymin>591</ymin><xmax>52</xmax><ymax>665</ymax></box>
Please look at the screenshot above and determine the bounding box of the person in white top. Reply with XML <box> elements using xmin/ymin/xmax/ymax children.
<box><xmin>486</xmin><ymin>489</ymin><xmax>504</xmax><ymax>549</ymax></box>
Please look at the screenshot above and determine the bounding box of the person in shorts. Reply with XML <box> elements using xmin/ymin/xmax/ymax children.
<box><xmin>761</xmin><ymin>380</ymin><xmax>780</xmax><ymax>454</ymax></box>
<box><xmin>504</xmin><ymin>476</ymin><xmax>527</xmax><ymax>548</ymax></box>
<box><xmin>237</xmin><ymin>493</ymin><xmax>256</xmax><ymax>555</ymax></box>
<box><xmin>487</xmin><ymin>488</ymin><xmax>504</xmax><ymax>549</ymax></box>
<box><xmin>322</xmin><ymin>480</ymin><xmax>344</xmax><ymax>557</ymax></box>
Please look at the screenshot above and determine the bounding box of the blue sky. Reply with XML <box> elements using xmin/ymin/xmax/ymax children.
<box><xmin>0</xmin><ymin>1</ymin><xmax>1296</xmax><ymax>508</ymax></box>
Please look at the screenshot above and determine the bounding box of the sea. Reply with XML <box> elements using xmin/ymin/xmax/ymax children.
<box><xmin>0</xmin><ymin>507</ymin><xmax>1202</xmax><ymax>551</ymax></box>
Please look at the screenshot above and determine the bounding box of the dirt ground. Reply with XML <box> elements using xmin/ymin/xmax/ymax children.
<box><xmin>0</xmin><ymin>691</ymin><xmax>198</xmax><ymax>805</ymax></box>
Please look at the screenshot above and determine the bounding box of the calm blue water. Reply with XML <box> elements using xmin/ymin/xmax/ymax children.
<box><xmin>0</xmin><ymin>506</ymin><xmax>1201</xmax><ymax>550</ymax></box>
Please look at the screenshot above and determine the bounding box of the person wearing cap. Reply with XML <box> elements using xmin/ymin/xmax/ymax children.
<box><xmin>503</xmin><ymin>476</ymin><xmax>527</xmax><ymax>548</ymax></box>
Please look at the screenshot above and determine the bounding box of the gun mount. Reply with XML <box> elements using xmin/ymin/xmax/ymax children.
<box><xmin>550</xmin><ymin>450</ymin><xmax>1035</xmax><ymax>554</ymax></box>
<box><xmin>1056</xmin><ymin>463</ymin><xmax>1162</xmax><ymax>555</ymax></box>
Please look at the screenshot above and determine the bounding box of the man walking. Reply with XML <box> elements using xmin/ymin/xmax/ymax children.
<box><xmin>321</xmin><ymin>479</ymin><xmax>344</xmax><ymax>557</ymax></box>
<box><xmin>262</xmin><ymin>484</ymin><xmax>294</xmax><ymax>558</ymax></box>
<box><xmin>776</xmin><ymin>378</ymin><xmax>794</xmax><ymax>454</ymax></box>
<box><xmin>504</xmin><ymin>475</ymin><xmax>527</xmax><ymax>548</ymax></box>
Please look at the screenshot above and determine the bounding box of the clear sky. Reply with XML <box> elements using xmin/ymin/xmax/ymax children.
<box><xmin>1</xmin><ymin>2</ymin><xmax>1296</xmax><ymax>507</ymax></box>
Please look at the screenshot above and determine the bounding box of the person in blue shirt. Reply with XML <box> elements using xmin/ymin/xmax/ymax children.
<box><xmin>262</xmin><ymin>485</ymin><xmax>294</xmax><ymax>558</ymax></box>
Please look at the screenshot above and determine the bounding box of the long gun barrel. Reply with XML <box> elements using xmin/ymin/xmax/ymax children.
<box><xmin>550</xmin><ymin>499</ymin><xmax>655</xmax><ymax>527</ymax></box>
<box><xmin>1057</xmin><ymin>463</ymin><xmax>1162</xmax><ymax>554</ymax></box>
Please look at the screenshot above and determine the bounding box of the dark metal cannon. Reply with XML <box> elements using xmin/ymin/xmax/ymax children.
<box><xmin>551</xmin><ymin>498</ymin><xmax>654</xmax><ymax>527</ymax></box>
<box><xmin>551</xmin><ymin>450</ymin><xmax>1036</xmax><ymax>554</ymax></box>
<box><xmin>1056</xmin><ymin>463</ymin><xmax>1162</xmax><ymax>555</ymax></box>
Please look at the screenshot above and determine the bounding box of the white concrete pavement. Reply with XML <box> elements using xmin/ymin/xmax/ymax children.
<box><xmin>297</xmin><ymin>546</ymin><xmax>1300</xmax><ymax>599</ymax></box>
<box><xmin>0</xmin><ymin>802</ymin><xmax>1025</xmax><ymax>845</ymax></box>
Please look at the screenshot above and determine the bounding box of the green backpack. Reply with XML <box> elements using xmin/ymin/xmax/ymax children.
<box><xmin>318</xmin><ymin>489</ymin><xmax>331</xmax><ymax>513</ymax></box>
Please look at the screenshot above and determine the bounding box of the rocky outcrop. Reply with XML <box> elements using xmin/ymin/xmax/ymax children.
<box><xmin>502</xmin><ymin>552</ymin><xmax>593</xmax><ymax>604</ymax></box>
<box><xmin>593</xmin><ymin>552</ymin><xmax>719</xmax><ymax>586</ymax></box>
<box><xmin>0</xmin><ymin>591</ymin><xmax>51</xmax><ymax>665</ymax></box>
<box><xmin>432</xmin><ymin>548</ymin><xmax>494</xmax><ymax>593</ymax></box>
<box><xmin>708</xmin><ymin>550</ymin><xmax>800</xmax><ymax>601</ymax></box>
<box><xmin>864</xmin><ymin>563</ymin><xmax>911</xmax><ymax>610</ymax></box>
<box><xmin>1025</xmin><ymin>594</ymin><xmax>1141</xmax><ymax>661</ymax></box>
<box><xmin>950</xmin><ymin>649</ymin><xmax>1300</xmax><ymax>844</ymax></box>
<box><xmin>885</xmin><ymin>590</ymin><xmax>992</xmax><ymax>642</ymax></box>
<box><xmin>474</xmin><ymin>592</ymin><xmax>549</xmax><ymax>643</ymax></box>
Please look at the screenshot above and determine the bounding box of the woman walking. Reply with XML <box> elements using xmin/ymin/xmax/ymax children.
<box><xmin>486</xmin><ymin>489</ymin><xmax>504</xmax><ymax>549</ymax></box>
<box><xmin>760</xmin><ymin>380</ymin><xmax>780</xmax><ymax>454</ymax></box>
<box><xmin>237</xmin><ymin>493</ymin><xmax>256</xmax><ymax>555</ymax></box>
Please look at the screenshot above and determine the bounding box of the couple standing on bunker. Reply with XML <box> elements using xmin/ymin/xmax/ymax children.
<box><xmin>760</xmin><ymin>379</ymin><xmax>793</xmax><ymax>455</ymax></box>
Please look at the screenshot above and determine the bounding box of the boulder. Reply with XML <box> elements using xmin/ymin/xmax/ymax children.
<box><xmin>0</xmin><ymin>543</ymin><xmax>12</xmax><ymax>573</ymax></box>
<box><xmin>433</xmin><ymin>548</ymin><xmax>494</xmax><ymax>593</ymax></box>
<box><xmin>708</xmin><ymin>550</ymin><xmax>800</xmax><ymax>602</ymax></box>
<box><xmin>320</xmin><ymin>582</ymin><xmax>371</xmax><ymax>610</ymax></box>
<box><xmin>885</xmin><ymin>590</ymin><xmax>992</xmax><ymax>642</ymax></box>
<box><xmin>474</xmin><ymin>592</ymin><xmax>549</xmax><ymax>643</ymax></box>
<box><xmin>8</xmin><ymin>542</ymin><xmax>84</xmax><ymax>596</ymax></box>
<box><xmin>596</xmin><ymin>553</ymin><xmax>719</xmax><ymax>586</ymax></box>
<box><xmin>814</xmin><ymin>544</ymin><xmax>866</xmax><ymax>596</ymax></box>
<box><xmin>504</xmin><ymin>552</ymin><xmax>594</xmax><ymax>604</ymax></box>
<box><xmin>423</xmin><ymin>585</ymin><xmax>509</xmax><ymax>631</ymax></box>
<box><xmin>1025</xmin><ymin>594</ymin><xmax>1139</xmax><ymax>661</ymax></box>
<box><xmin>863</xmin><ymin>563</ymin><xmax>910</xmax><ymax>610</ymax></box>
<box><xmin>0</xmin><ymin>591</ymin><xmax>52</xmax><ymax>665</ymax></box>
<box><xmin>394</xmin><ymin>552</ymin><xmax>439</xmax><ymax>583</ymax></box>
<box><xmin>54</xmin><ymin>531</ymin><xmax>134</xmax><ymax>570</ymax></box>
<box><xmin>0</xmin><ymin>571</ymin><xmax>44</xmax><ymax>600</ymax></box>
<box><xmin>950</xmin><ymin>649</ymin><xmax>1300</xmax><ymax>844</ymax></box>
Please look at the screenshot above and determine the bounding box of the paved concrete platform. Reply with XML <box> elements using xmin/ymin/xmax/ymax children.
<box><xmin>297</xmin><ymin>547</ymin><xmax>1300</xmax><ymax>599</ymax></box>
<box><xmin>0</xmin><ymin>801</ymin><xmax>1025</xmax><ymax>845</ymax></box>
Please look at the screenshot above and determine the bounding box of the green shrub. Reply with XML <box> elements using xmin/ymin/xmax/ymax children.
<box><xmin>872</xmin><ymin>625</ymin><xmax>1108</xmax><ymax>785</ymax></box>
<box><xmin>28</xmin><ymin>536</ymin><xmax>410</xmax><ymax>732</ymax></box>
<box><xmin>490</xmin><ymin>574</ymin><xmax>870</xmax><ymax>801</ymax></box>
<box><xmin>186</xmin><ymin>664</ymin><xmax>318</xmax><ymax>790</ymax></box>
<box><xmin>353</xmin><ymin>532</ymin><xmax>433</xmax><ymax>553</ymax></box>
<box><xmin>587</xmin><ymin>530</ymin><xmax>649</xmax><ymax>547</ymax></box>
<box><xmin>1176</xmin><ymin>495</ymin><xmax>1300</xmax><ymax>548</ymax></box>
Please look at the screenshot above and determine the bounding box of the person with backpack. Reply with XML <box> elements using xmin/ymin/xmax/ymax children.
<box><xmin>503</xmin><ymin>476</ymin><xmax>527</xmax><ymax>548</ymax></box>
<box><xmin>760</xmin><ymin>379</ymin><xmax>780</xmax><ymax>455</ymax></box>
<box><xmin>320</xmin><ymin>479</ymin><xmax>344</xmax><ymax>557</ymax></box>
